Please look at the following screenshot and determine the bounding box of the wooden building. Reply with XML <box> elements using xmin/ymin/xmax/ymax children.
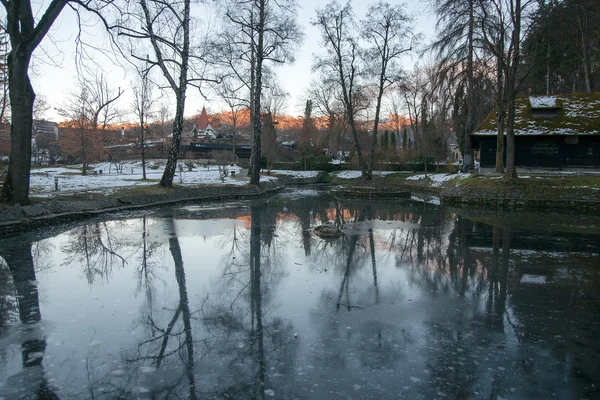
<box><xmin>471</xmin><ymin>93</ymin><xmax>600</xmax><ymax>169</ymax></box>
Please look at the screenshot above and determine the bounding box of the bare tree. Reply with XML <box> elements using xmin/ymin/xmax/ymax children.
<box><xmin>221</xmin><ymin>0</ymin><xmax>302</xmax><ymax>185</ymax></box>
<box><xmin>298</xmin><ymin>100</ymin><xmax>317</xmax><ymax>170</ymax></box>
<box><xmin>313</xmin><ymin>1</ymin><xmax>368</xmax><ymax>178</ymax></box>
<box><xmin>215</xmin><ymin>77</ymin><xmax>246</xmax><ymax>161</ymax></box>
<box><xmin>262</xmin><ymin>79</ymin><xmax>289</xmax><ymax>117</ymax></box>
<box><xmin>478</xmin><ymin>0</ymin><xmax>509</xmax><ymax>173</ymax></box>
<box><xmin>386</xmin><ymin>88</ymin><xmax>405</xmax><ymax>156</ymax></box>
<box><xmin>57</xmin><ymin>73</ymin><xmax>123</xmax><ymax>175</ymax></box>
<box><xmin>431</xmin><ymin>0</ymin><xmax>479</xmax><ymax>170</ymax></box>
<box><xmin>107</xmin><ymin>0</ymin><xmax>215</xmax><ymax>187</ymax></box>
<box><xmin>0</xmin><ymin>0</ymin><xmax>72</xmax><ymax>204</ymax></box>
<box><xmin>0</xmin><ymin>28</ymin><xmax>8</xmax><ymax>125</ymax></box>
<box><xmin>132</xmin><ymin>64</ymin><xmax>155</xmax><ymax>180</ymax></box>
<box><xmin>305</xmin><ymin>79</ymin><xmax>347</xmax><ymax>157</ymax></box>
<box><xmin>33</xmin><ymin>94</ymin><xmax>51</xmax><ymax>120</ymax></box>
<box><xmin>361</xmin><ymin>1</ymin><xmax>415</xmax><ymax>179</ymax></box>
<box><xmin>478</xmin><ymin>0</ymin><xmax>533</xmax><ymax>178</ymax></box>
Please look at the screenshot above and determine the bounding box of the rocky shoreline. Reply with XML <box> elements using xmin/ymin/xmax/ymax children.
<box><xmin>2</xmin><ymin>172</ymin><xmax>600</xmax><ymax>234</ymax></box>
<box><xmin>0</xmin><ymin>181</ymin><xmax>283</xmax><ymax>235</ymax></box>
<box><xmin>441</xmin><ymin>181</ymin><xmax>600</xmax><ymax>211</ymax></box>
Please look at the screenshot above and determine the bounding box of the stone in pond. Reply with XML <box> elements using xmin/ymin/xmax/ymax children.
<box><xmin>313</xmin><ymin>223</ymin><xmax>343</xmax><ymax>239</ymax></box>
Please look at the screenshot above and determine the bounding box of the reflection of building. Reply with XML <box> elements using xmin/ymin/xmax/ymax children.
<box><xmin>465</xmin><ymin>220</ymin><xmax>600</xmax><ymax>398</ymax></box>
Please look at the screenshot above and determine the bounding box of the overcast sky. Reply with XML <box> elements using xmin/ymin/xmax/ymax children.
<box><xmin>30</xmin><ymin>0</ymin><xmax>436</xmax><ymax>122</ymax></box>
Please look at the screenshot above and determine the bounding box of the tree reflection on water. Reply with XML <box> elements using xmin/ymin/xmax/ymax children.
<box><xmin>0</xmin><ymin>190</ymin><xmax>598</xmax><ymax>399</ymax></box>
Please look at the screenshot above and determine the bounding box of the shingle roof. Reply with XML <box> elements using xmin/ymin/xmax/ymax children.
<box><xmin>473</xmin><ymin>92</ymin><xmax>600</xmax><ymax>136</ymax></box>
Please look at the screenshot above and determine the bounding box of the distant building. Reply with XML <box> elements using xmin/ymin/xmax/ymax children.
<box><xmin>190</xmin><ymin>107</ymin><xmax>223</xmax><ymax>140</ymax></box>
<box><xmin>471</xmin><ymin>93</ymin><xmax>600</xmax><ymax>169</ymax></box>
<box><xmin>31</xmin><ymin>120</ymin><xmax>60</xmax><ymax>165</ymax></box>
<box><xmin>447</xmin><ymin>132</ymin><xmax>462</xmax><ymax>162</ymax></box>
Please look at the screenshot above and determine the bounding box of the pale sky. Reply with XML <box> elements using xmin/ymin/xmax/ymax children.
<box><xmin>29</xmin><ymin>0</ymin><xmax>436</xmax><ymax>123</ymax></box>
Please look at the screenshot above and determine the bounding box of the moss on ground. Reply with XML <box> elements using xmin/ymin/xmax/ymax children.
<box><xmin>455</xmin><ymin>174</ymin><xmax>600</xmax><ymax>199</ymax></box>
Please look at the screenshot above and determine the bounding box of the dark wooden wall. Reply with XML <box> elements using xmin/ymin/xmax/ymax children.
<box><xmin>473</xmin><ymin>135</ymin><xmax>600</xmax><ymax>169</ymax></box>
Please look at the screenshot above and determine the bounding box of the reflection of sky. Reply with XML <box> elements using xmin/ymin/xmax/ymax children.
<box><xmin>1</xmin><ymin>193</ymin><xmax>599</xmax><ymax>399</ymax></box>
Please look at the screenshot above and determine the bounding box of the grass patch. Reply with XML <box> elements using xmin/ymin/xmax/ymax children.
<box><xmin>452</xmin><ymin>174</ymin><xmax>600</xmax><ymax>203</ymax></box>
<box><xmin>110</xmin><ymin>184</ymin><xmax>176</xmax><ymax>197</ymax></box>
<box><xmin>458</xmin><ymin>174</ymin><xmax>600</xmax><ymax>190</ymax></box>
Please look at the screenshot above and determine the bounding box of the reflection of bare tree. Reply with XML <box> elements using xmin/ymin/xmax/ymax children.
<box><xmin>249</xmin><ymin>204</ymin><xmax>266</xmax><ymax>399</ymax></box>
<box><xmin>0</xmin><ymin>257</ymin><xmax>16</xmax><ymax>336</ymax></box>
<box><xmin>201</xmin><ymin>204</ymin><xmax>298</xmax><ymax>399</ymax></box>
<box><xmin>133</xmin><ymin>216</ymin><xmax>166</xmax><ymax>304</ymax></box>
<box><xmin>31</xmin><ymin>240</ymin><xmax>55</xmax><ymax>274</ymax></box>
<box><xmin>1</xmin><ymin>242</ymin><xmax>59</xmax><ymax>398</ymax></box>
<box><xmin>122</xmin><ymin>218</ymin><xmax>198</xmax><ymax>399</ymax></box>
<box><xmin>169</xmin><ymin>234</ymin><xmax>198</xmax><ymax>399</ymax></box>
<box><xmin>62</xmin><ymin>222</ymin><xmax>127</xmax><ymax>284</ymax></box>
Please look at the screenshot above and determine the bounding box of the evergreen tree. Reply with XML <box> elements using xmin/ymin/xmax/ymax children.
<box><xmin>400</xmin><ymin>129</ymin><xmax>406</xmax><ymax>153</ymax></box>
<box><xmin>381</xmin><ymin>130</ymin><xmax>389</xmax><ymax>150</ymax></box>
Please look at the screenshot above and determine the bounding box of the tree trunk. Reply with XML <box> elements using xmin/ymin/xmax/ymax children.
<box><xmin>495</xmin><ymin>58</ymin><xmax>505</xmax><ymax>173</ymax></box>
<box><xmin>368</xmin><ymin>54</ymin><xmax>388</xmax><ymax>181</ymax></box>
<box><xmin>80</xmin><ymin>125</ymin><xmax>87</xmax><ymax>176</ymax></box>
<box><xmin>576</xmin><ymin>4</ymin><xmax>593</xmax><ymax>92</ymax></box>
<box><xmin>160</xmin><ymin>91</ymin><xmax>185</xmax><ymax>187</ymax></box>
<box><xmin>504</xmin><ymin>0</ymin><xmax>521</xmax><ymax>180</ymax></box>
<box><xmin>463</xmin><ymin>0</ymin><xmax>475</xmax><ymax>169</ymax></box>
<box><xmin>1</xmin><ymin>53</ymin><xmax>35</xmax><ymax>205</ymax></box>
<box><xmin>247</xmin><ymin>46</ymin><xmax>256</xmax><ymax>176</ymax></box>
<box><xmin>141</xmin><ymin>127</ymin><xmax>147</xmax><ymax>180</ymax></box>
<box><xmin>505</xmin><ymin>93</ymin><xmax>516</xmax><ymax>178</ymax></box>
<box><xmin>231</xmin><ymin>112</ymin><xmax>237</xmax><ymax>162</ymax></box>
<box><xmin>545</xmin><ymin>42</ymin><xmax>551</xmax><ymax>95</ymax></box>
<box><xmin>249</xmin><ymin>0</ymin><xmax>265</xmax><ymax>186</ymax></box>
<box><xmin>159</xmin><ymin>0</ymin><xmax>191</xmax><ymax>187</ymax></box>
<box><xmin>170</xmin><ymin>234</ymin><xmax>198</xmax><ymax>400</ymax></box>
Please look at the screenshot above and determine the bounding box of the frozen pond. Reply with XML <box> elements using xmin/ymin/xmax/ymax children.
<box><xmin>0</xmin><ymin>188</ymin><xmax>599</xmax><ymax>399</ymax></box>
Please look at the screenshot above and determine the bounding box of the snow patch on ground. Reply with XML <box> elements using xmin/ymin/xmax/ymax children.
<box><xmin>271</xmin><ymin>170</ymin><xmax>320</xmax><ymax>178</ymax></box>
<box><xmin>520</xmin><ymin>274</ymin><xmax>547</xmax><ymax>285</ymax></box>
<box><xmin>29</xmin><ymin>161</ymin><xmax>268</xmax><ymax>197</ymax></box>
<box><xmin>335</xmin><ymin>170</ymin><xmax>396</xmax><ymax>179</ymax></box>
<box><xmin>406</xmin><ymin>173</ymin><xmax>470</xmax><ymax>187</ymax></box>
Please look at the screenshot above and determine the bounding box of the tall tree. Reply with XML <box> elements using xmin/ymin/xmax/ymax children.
<box><xmin>56</xmin><ymin>73</ymin><xmax>123</xmax><ymax>175</ymax></box>
<box><xmin>522</xmin><ymin>0</ymin><xmax>599</xmax><ymax>94</ymax></box>
<box><xmin>215</xmin><ymin>77</ymin><xmax>246</xmax><ymax>161</ymax></box>
<box><xmin>1</xmin><ymin>0</ymin><xmax>70</xmax><ymax>204</ymax></box>
<box><xmin>222</xmin><ymin>0</ymin><xmax>302</xmax><ymax>185</ymax></box>
<box><xmin>479</xmin><ymin>0</ymin><xmax>509</xmax><ymax>173</ymax></box>
<box><xmin>503</xmin><ymin>0</ymin><xmax>525</xmax><ymax>179</ymax></box>
<box><xmin>305</xmin><ymin>79</ymin><xmax>347</xmax><ymax>157</ymax></box>
<box><xmin>431</xmin><ymin>0</ymin><xmax>478</xmax><ymax>170</ymax></box>
<box><xmin>109</xmin><ymin>0</ymin><xmax>213</xmax><ymax>187</ymax></box>
<box><xmin>314</xmin><ymin>1</ymin><xmax>368</xmax><ymax>179</ymax></box>
<box><xmin>567</xmin><ymin>0</ymin><xmax>598</xmax><ymax>92</ymax></box>
<box><xmin>132</xmin><ymin>64</ymin><xmax>155</xmax><ymax>180</ymax></box>
<box><xmin>361</xmin><ymin>1</ymin><xmax>414</xmax><ymax>179</ymax></box>
<box><xmin>298</xmin><ymin>100</ymin><xmax>317</xmax><ymax>170</ymax></box>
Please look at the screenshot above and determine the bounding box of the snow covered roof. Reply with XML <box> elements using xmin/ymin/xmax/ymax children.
<box><xmin>529</xmin><ymin>96</ymin><xmax>557</xmax><ymax>108</ymax></box>
<box><xmin>473</xmin><ymin>92</ymin><xmax>600</xmax><ymax>136</ymax></box>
